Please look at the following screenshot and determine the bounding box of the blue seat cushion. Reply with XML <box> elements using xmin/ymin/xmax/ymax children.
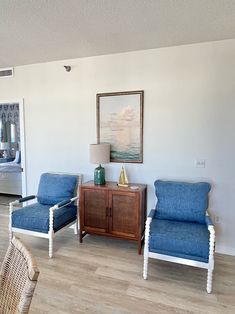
<box><xmin>12</xmin><ymin>203</ymin><xmax>77</xmax><ymax>233</ymax></box>
<box><xmin>154</xmin><ymin>180</ymin><xmax>211</xmax><ymax>223</ymax></box>
<box><xmin>149</xmin><ymin>218</ymin><xmax>209</xmax><ymax>263</ymax></box>
<box><xmin>37</xmin><ymin>173</ymin><xmax>77</xmax><ymax>205</ymax></box>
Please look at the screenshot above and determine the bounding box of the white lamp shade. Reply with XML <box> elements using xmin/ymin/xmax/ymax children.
<box><xmin>90</xmin><ymin>143</ymin><xmax>110</xmax><ymax>164</ymax></box>
<box><xmin>0</xmin><ymin>142</ymin><xmax>9</xmax><ymax>150</ymax></box>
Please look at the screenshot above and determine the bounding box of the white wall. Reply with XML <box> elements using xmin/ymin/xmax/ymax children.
<box><xmin>0</xmin><ymin>39</ymin><xmax>234</xmax><ymax>255</ymax></box>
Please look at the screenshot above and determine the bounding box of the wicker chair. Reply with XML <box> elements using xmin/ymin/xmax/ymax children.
<box><xmin>0</xmin><ymin>237</ymin><xmax>39</xmax><ymax>313</ymax></box>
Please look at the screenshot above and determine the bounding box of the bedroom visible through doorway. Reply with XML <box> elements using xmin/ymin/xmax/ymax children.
<box><xmin>0</xmin><ymin>99</ymin><xmax>26</xmax><ymax>197</ymax></box>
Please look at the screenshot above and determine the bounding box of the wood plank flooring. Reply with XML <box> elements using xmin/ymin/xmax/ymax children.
<box><xmin>0</xmin><ymin>196</ymin><xmax>234</xmax><ymax>313</ymax></box>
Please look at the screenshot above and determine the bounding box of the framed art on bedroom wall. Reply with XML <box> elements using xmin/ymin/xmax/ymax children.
<box><xmin>96</xmin><ymin>90</ymin><xmax>144</xmax><ymax>163</ymax></box>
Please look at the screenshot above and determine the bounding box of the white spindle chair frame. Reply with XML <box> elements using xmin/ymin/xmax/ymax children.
<box><xmin>9</xmin><ymin>173</ymin><xmax>82</xmax><ymax>258</ymax></box>
<box><xmin>143</xmin><ymin>209</ymin><xmax>215</xmax><ymax>293</ymax></box>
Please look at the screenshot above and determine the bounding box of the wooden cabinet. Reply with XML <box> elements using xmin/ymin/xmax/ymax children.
<box><xmin>79</xmin><ymin>181</ymin><xmax>147</xmax><ymax>254</ymax></box>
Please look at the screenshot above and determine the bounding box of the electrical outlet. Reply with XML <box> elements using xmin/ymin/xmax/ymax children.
<box><xmin>195</xmin><ymin>159</ymin><xmax>206</xmax><ymax>168</ymax></box>
<box><xmin>215</xmin><ymin>216</ymin><xmax>220</xmax><ymax>224</ymax></box>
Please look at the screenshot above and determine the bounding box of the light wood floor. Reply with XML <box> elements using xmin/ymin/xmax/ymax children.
<box><xmin>0</xmin><ymin>196</ymin><xmax>235</xmax><ymax>314</ymax></box>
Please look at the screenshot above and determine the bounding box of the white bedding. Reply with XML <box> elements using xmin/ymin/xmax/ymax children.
<box><xmin>0</xmin><ymin>171</ymin><xmax>22</xmax><ymax>194</ymax></box>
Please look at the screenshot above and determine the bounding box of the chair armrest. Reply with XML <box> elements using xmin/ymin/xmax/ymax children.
<box><xmin>18</xmin><ymin>195</ymin><xmax>36</xmax><ymax>203</ymax></box>
<box><xmin>48</xmin><ymin>196</ymin><xmax>79</xmax><ymax>232</ymax></box>
<box><xmin>51</xmin><ymin>196</ymin><xmax>79</xmax><ymax>211</ymax></box>
<box><xmin>57</xmin><ymin>199</ymin><xmax>73</xmax><ymax>208</ymax></box>
<box><xmin>9</xmin><ymin>195</ymin><xmax>36</xmax><ymax>207</ymax></box>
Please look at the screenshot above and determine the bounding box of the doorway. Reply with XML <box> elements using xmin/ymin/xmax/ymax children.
<box><xmin>0</xmin><ymin>99</ymin><xmax>26</xmax><ymax>196</ymax></box>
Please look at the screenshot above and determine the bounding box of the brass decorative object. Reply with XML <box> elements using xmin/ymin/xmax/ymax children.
<box><xmin>118</xmin><ymin>166</ymin><xmax>128</xmax><ymax>187</ymax></box>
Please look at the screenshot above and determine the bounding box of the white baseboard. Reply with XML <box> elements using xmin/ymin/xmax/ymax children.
<box><xmin>216</xmin><ymin>244</ymin><xmax>235</xmax><ymax>256</ymax></box>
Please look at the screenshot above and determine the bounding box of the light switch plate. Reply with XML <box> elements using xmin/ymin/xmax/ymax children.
<box><xmin>195</xmin><ymin>159</ymin><xmax>206</xmax><ymax>168</ymax></box>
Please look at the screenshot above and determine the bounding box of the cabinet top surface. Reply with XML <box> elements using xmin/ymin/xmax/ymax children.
<box><xmin>81</xmin><ymin>181</ymin><xmax>147</xmax><ymax>192</ymax></box>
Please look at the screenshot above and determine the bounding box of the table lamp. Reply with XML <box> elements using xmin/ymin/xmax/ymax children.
<box><xmin>90</xmin><ymin>143</ymin><xmax>110</xmax><ymax>185</ymax></box>
<box><xmin>0</xmin><ymin>142</ymin><xmax>10</xmax><ymax>158</ymax></box>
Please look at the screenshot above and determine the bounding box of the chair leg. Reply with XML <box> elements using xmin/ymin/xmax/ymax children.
<box><xmin>9</xmin><ymin>202</ymin><xmax>13</xmax><ymax>243</ymax></box>
<box><xmin>49</xmin><ymin>207</ymin><xmax>54</xmax><ymax>258</ymax></box>
<box><xmin>49</xmin><ymin>234</ymin><xmax>53</xmax><ymax>258</ymax></box>
<box><xmin>143</xmin><ymin>252</ymin><xmax>149</xmax><ymax>279</ymax></box>
<box><xmin>143</xmin><ymin>218</ymin><xmax>151</xmax><ymax>280</ymax></box>
<box><xmin>74</xmin><ymin>219</ymin><xmax>78</xmax><ymax>235</ymax></box>
<box><xmin>207</xmin><ymin>267</ymin><xmax>213</xmax><ymax>293</ymax></box>
<box><xmin>207</xmin><ymin>225</ymin><xmax>215</xmax><ymax>293</ymax></box>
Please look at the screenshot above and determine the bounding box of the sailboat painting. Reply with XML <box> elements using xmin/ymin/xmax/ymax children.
<box><xmin>97</xmin><ymin>91</ymin><xmax>144</xmax><ymax>163</ymax></box>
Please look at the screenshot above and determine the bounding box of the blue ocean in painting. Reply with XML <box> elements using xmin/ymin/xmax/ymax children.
<box><xmin>101</xmin><ymin>127</ymin><xmax>140</xmax><ymax>161</ymax></box>
<box><xmin>111</xmin><ymin>143</ymin><xmax>140</xmax><ymax>161</ymax></box>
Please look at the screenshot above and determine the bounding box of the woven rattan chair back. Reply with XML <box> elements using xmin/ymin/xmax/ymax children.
<box><xmin>0</xmin><ymin>237</ymin><xmax>39</xmax><ymax>314</ymax></box>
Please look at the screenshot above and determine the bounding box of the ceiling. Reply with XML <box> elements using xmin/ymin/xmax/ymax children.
<box><xmin>0</xmin><ymin>0</ymin><xmax>235</xmax><ymax>68</ymax></box>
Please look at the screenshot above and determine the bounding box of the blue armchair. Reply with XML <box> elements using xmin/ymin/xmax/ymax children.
<box><xmin>9</xmin><ymin>172</ymin><xmax>82</xmax><ymax>258</ymax></box>
<box><xmin>143</xmin><ymin>180</ymin><xmax>215</xmax><ymax>293</ymax></box>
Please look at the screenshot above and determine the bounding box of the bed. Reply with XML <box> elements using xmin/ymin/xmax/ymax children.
<box><xmin>0</xmin><ymin>158</ymin><xmax>22</xmax><ymax>195</ymax></box>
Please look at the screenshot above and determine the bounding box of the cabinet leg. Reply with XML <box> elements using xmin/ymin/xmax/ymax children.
<box><xmin>138</xmin><ymin>235</ymin><xmax>145</xmax><ymax>254</ymax></box>
<box><xmin>80</xmin><ymin>231</ymin><xmax>88</xmax><ymax>243</ymax></box>
<box><xmin>80</xmin><ymin>230</ymin><xmax>83</xmax><ymax>243</ymax></box>
<box><xmin>138</xmin><ymin>240</ymin><xmax>142</xmax><ymax>254</ymax></box>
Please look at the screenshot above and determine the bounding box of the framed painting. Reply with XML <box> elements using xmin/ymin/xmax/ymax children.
<box><xmin>97</xmin><ymin>90</ymin><xmax>144</xmax><ymax>163</ymax></box>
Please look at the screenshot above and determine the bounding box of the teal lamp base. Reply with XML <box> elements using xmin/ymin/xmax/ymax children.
<box><xmin>94</xmin><ymin>164</ymin><xmax>105</xmax><ymax>185</ymax></box>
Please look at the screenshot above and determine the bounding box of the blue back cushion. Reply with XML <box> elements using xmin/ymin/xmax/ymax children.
<box><xmin>37</xmin><ymin>173</ymin><xmax>77</xmax><ymax>205</ymax></box>
<box><xmin>154</xmin><ymin>180</ymin><xmax>211</xmax><ymax>223</ymax></box>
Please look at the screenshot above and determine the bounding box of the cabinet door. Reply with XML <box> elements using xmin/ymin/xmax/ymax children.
<box><xmin>109</xmin><ymin>191</ymin><xmax>138</xmax><ymax>239</ymax></box>
<box><xmin>82</xmin><ymin>189</ymin><xmax>108</xmax><ymax>233</ymax></box>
